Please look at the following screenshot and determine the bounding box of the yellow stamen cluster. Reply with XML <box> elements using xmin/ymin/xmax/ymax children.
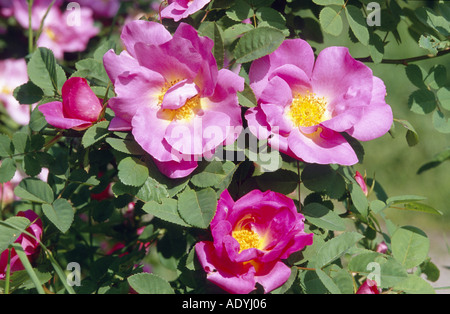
<box><xmin>44</xmin><ymin>27</ymin><xmax>57</xmax><ymax>41</ymax></box>
<box><xmin>232</xmin><ymin>229</ymin><xmax>262</xmax><ymax>252</ymax></box>
<box><xmin>288</xmin><ymin>91</ymin><xmax>328</xmax><ymax>127</ymax></box>
<box><xmin>158</xmin><ymin>79</ymin><xmax>202</xmax><ymax>121</ymax></box>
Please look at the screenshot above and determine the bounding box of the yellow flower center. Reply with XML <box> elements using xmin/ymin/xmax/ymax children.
<box><xmin>158</xmin><ymin>80</ymin><xmax>202</xmax><ymax>122</ymax></box>
<box><xmin>1</xmin><ymin>86</ymin><xmax>12</xmax><ymax>95</ymax></box>
<box><xmin>44</xmin><ymin>27</ymin><xmax>57</xmax><ymax>41</ymax></box>
<box><xmin>288</xmin><ymin>91</ymin><xmax>328</xmax><ymax>127</ymax></box>
<box><xmin>232</xmin><ymin>229</ymin><xmax>262</xmax><ymax>252</ymax></box>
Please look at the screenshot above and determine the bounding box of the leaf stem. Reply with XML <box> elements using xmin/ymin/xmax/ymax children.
<box><xmin>28</xmin><ymin>0</ymin><xmax>34</xmax><ymax>54</ymax></box>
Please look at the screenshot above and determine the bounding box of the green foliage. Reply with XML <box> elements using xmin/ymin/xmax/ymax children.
<box><xmin>0</xmin><ymin>0</ymin><xmax>448</xmax><ymax>296</ymax></box>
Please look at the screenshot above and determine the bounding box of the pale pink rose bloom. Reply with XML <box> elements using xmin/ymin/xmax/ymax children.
<box><xmin>12</xmin><ymin>0</ymin><xmax>63</xmax><ymax>30</ymax></box>
<box><xmin>0</xmin><ymin>58</ymin><xmax>30</xmax><ymax>125</ymax></box>
<box><xmin>36</xmin><ymin>6</ymin><xmax>99</xmax><ymax>59</ymax></box>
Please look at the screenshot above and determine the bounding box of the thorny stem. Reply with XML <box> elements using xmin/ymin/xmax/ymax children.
<box><xmin>297</xmin><ymin>160</ymin><xmax>302</xmax><ymax>212</ymax></box>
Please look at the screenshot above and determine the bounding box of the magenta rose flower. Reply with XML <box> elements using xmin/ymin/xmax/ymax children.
<box><xmin>356</xmin><ymin>279</ymin><xmax>380</xmax><ymax>294</ymax></box>
<box><xmin>103</xmin><ymin>21</ymin><xmax>243</xmax><ymax>178</ymax></box>
<box><xmin>246</xmin><ymin>39</ymin><xmax>393</xmax><ymax>166</ymax></box>
<box><xmin>160</xmin><ymin>0</ymin><xmax>211</xmax><ymax>22</ymax></box>
<box><xmin>0</xmin><ymin>210</ymin><xmax>43</xmax><ymax>279</ymax></box>
<box><xmin>39</xmin><ymin>77</ymin><xmax>104</xmax><ymax>131</ymax></box>
<box><xmin>195</xmin><ymin>189</ymin><xmax>313</xmax><ymax>294</ymax></box>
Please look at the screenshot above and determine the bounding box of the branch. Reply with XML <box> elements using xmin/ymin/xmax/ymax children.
<box><xmin>356</xmin><ymin>48</ymin><xmax>450</xmax><ymax>65</ymax></box>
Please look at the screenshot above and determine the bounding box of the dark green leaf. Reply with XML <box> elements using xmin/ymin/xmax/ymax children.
<box><xmin>13</xmin><ymin>81</ymin><xmax>44</xmax><ymax>105</ymax></box>
<box><xmin>127</xmin><ymin>273</ymin><xmax>174</xmax><ymax>294</ymax></box>
<box><xmin>0</xmin><ymin>157</ymin><xmax>16</xmax><ymax>183</ymax></box>
<box><xmin>177</xmin><ymin>188</ymin><xmax>217</xmax><ymax>229</ymax></box>
<box><xmin>14</xmin><ymin>178</ymin><xmax>54</xmax><ymax>204</ymax></box>
<box><xmin>142</xmin><ymin>198</ymin><xmax>189</xmax><ymax>227</ymax></box>
<box><xmin>42</xmin><ymin>198</ymin><xmax>74</xmax><ymax>233</ymax></box>
<box><xmin>233</xmin><ymin>27</ymin><xmax>285</xmax><ymax>63</ymax></box>
<box><xmin>0</xmin><ymin>217</ymin><xmax>30</xmax><ymax>254</ymax></box>
<box><xmin>81</xmin><ymin>121</ymin><xmax>110</xmax><ymax>148</ymax></box>
<box><xmin>346</xmin><ymin>5</ymin><xmax>370</xmax><ymax>46</ymax></box>
<box><xmin>303</xmin><ymin>202</ymin><xmax>347</xmax><ymax>231</ymax></box>
<box><xmin>117</xmin><ymin>157</ymin><xmax>149</xmax><ymax>187</ymax></box>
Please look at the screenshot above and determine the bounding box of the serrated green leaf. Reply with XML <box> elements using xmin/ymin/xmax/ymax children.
<box><xmin>368</xmin><ymin>32</ymin><xmax>384</xmax><ymax>64</ymax></box>
<box><xmin>81</xmin><ymin>121</ymin><xmax>110</xmax><ymax>148</ymax></box>
<box><xmin>0</xmin><ymin>157</ymin><xmax>16</xmax><ymax>183</ymax></box>
<box><xmin>437</xmin><ymin>87</ymin><xmax>450</xmax><ymax>111</ymax></box>
<box><xmin>117</xmin><ymin>157</ymin><xmax>149</xmax><ymax>187</ymax></box>
<box><xmin>255</xmin><ymin>168</ymin><xmax>298</xmax><ymax>195</ymax></box>
<box><xmin>13</xmin><ymin>178</ymin><xmax>54</xmax><ymax>204</ymax></box>
<box><xmin>319</xmin><ymin>7</ymin><xmax>343</xmax><ymax>36</ymax></box>
<box><xmin>432</xmin><ymin>110</ymin><xmax>450</xmax><ymax>134</ymax></box>
<box><xmin>0</xmin><ymin>134</ymin><xmax>13</xmax><ymax>157</ymax></box>
<box><xmin>387</xmin><ymin>195</ymin><xmax>428</xmax><ymax>205</ymax></box>
<box><xmin>417</xmin><ymin>147</ymin><xmax>450</xmax><ymax>174</ymax></box>
<box><xmin>177</xmin><ymin>188</ymin><xmax>217</xmax><ymax>229</ymax></box>
<box><xmin>346</xmin><ymin>5</ymin><xmax>370</xmax><ymax>46</ymax></box>
<box><xmin>350</xmin><ymin>182</ymin><xmax>369</xmax><ymax>218</ymax></box>
<box><xmin>42</xmin><ymin>198</ymin><xmax>74</xmax><ymax>233</ymax></box>
<box><xmin>301</xmin><ymin>164</ymin><xmax>346</xmax><ymax>199</ymax></box>
<box><xmin>233</xmin><ymin>26</ymin><xmax>285</xmax><ymax>63</ymax></box>
<box><xmin>392</xmin><ymin>226</ymin><xmax>430</xmax><ymax>269</ymax></box>
<box><xmin>303</xmin><ymin>202</ymin><xmax>347</xmax><ymax>231</ymax></box>
<box><xmin>238</xmin><ymin>82</ymin><xmax>258</xmax><ymax>108</ymax></box>
<box><xmin>13</xmin><ymin>81</ymin><xmax>44</xmax><ymax>105</ymax></box>
<box><xmin>316</xmin><ymin>268</ymin><xmax>341</xmax><ymax>294</ymax></box>
<box><xmin>12</xmin><ymin>132</ymin><xmax>30</xmax><ymax>154</ymax></box>
<box><xmin>23</xmin><ymin>153</ymin><xmax>42</xmax><ymax>177</ymax></box>
<box><xmin>405</xmin><ymin>64</ymin><xmax>427</xmax><ymax>89</ymax></box>
<box><xmin>105</xmin><ymin>137</ymin><xmax>145</xmax><ymax>155</ymax></box>
<box><xmin>27</xmin><ymin>47</ymin><xmax>66</xmax><ymax>95</ymax></box>
<box><xmin>226</xmin><ymin>0</ymin><xmax>253</xmax><ymax>22</ymax></box>
<box><xmin>408</xmin><ymin>89</ymin><xmax>436</xmax><ymax>114</ymax></box>
<box><xmin>127</xmin><ymin>273</ymin><xmax>174</xmax><ymax>294</ymax></box>
<box><xmin>142</xmin><ymin>198</ymin><xmax>189</xmax><ymax>227</ymax></box>
<box><xmin>313</xmin><ymin>0</ymin><xmax>344</xmax><ymax>5</ymax></box>
<box><xmin>0</xmin><ymin>217</ymin><xmax>30</xmax><ymax>253</ymax></box>
<box><xmin>393</xmin><ymin>274</ymin><xmax>435</xmax><ymax>294</ymax></box>
<box><xmin>314</xmin><ymin>232</ymin><xmax>364</xmax><ymax>268</ymax></box>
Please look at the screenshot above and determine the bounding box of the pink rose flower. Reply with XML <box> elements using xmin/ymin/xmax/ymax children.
<box><xmin>0</xmin><ymin>210</ymin><xmax>43</xmax><ymax>279</ymax></box>
<box><xmin>246</xmin><ymin>39</ymin><xmax>393</xmax><ymax>165</ymax></box>
<box><xmin>103</xmin><ymin>21</ymin><xmax>243</xmax><ymax>178</ymax></box>
<box><xmin>376</xmin><ymin>241</ymin><xmax>388</xmax><ymax>254</ymax></box>
<box><xmin>36</xmin><ymin>6</ymin><xmax>99</xmax><ymax>59</ymax></box>
<box><xmin>71</xmin><ymin>0</ymin><xmax>121</xmax><ymax>18</ymax></box>
<box><xmin>356</xmin><ymin>279</ymin><xmax>380</xmax><ymax>294</ymax></box>
<box><xmin>195</xmin><ymin>189</ymin><xmax>313</xmax><ymax>294</ymax></box>
<box><xmin>160</xmin><ymin>0</ymin><xmax>211</xmax><ymax>22</ymax></box>
<box><xmin>355</xmin><ymin>171</ymin><xmax>368</xmax><ymax>196</ymax></box>
<box><xmin>12</xmin><ymin>0</ymin><xmax>63</xmax><ymax>30</ymax></box>
<box><xmin>0</xmin><ymin>0</ymin><xmax>13</xmax><ymax>17</ymax></box>
<box><xmin>39</xmin><ymin>77</ymin><xmax>104</xmax><ymax>131</ymax></box>
<box><xmin>0</xmin><ymin>58</ymin><xmax>31</xmax><ymax>125</ymax></box>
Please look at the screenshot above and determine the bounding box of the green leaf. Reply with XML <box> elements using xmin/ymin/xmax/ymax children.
<box><xmin>368</xmin><ymin>32</ymin><xmax>384</xmax><ymax>64</ymax></box>
<box><xmin>401</xmin><ymin>202</ymin><xmax>442</xmax><ymax>215</ymax></box>
<box><xmin>255</xmin><ymin>169</ymin><xmax>298</xmax><ymax>195</ymax></box>
<box><xmin>12</xmin><ymin>132</ymin><xmax>30</xmax><ymax>154</ymax></box>
<box><xmin>432</xmin><ymin>110</ymin><xmax>450</xmax><ymax>134</ymax></box>
<box><xmin>393</xmin><ymin>274</ymin><xmax>435</xmax><ymax>294</ymax></box>
<box><xmin>13</xmin><ymin>178</ymin><xmax>54</xmax><ymax>204</ymax></box>
<box><xmin>348</xmin><ymin>252</ymin><xmax>409</xmax><ymax>289</ymax></box>
<box><xmin>313</xmin><ymin>0</ymin><xmax>344</xmax><ymax>5</ymax></box>
<box><xmin>42</xmin><ymin>198</ymin><xmax>74</xmax><ymax>233</ymax></box>
<box><xmin>177</xmin><ymin>188</ymin><xmax>217</xmax><ymax>229</ymax></box>
<box><xmin>319</xmin><ymin>7</ymin><xmax>343</xmax><ymax>36</ymax></box>
<box><xmin>394</xmin><ymin>119</ymin><xmax>419</xmax><ymax>147</ymax></box>
<box><xmin>117</xmin><ymin>157</ymin><xmax>149</xmax><ymax>187</ymax></box>
<box><xmin>417</xmin><ymin>147</ymin><xmax>450</xmax><ymax>174</ymax></box>
<box><xmin>350</xmin><ymin>182</ymin><xmax>369</xmax><ymax>218</ymax></box>
<box><xmin>142</xmin><ymin>198</ymin><xmax>189</xmax><ymax>227</ymax></box>
<box><xmin>315</xmin><ymin>268</ymin><xmax>341</xmax><ymax>294</ymax></box>
<box><xmin>408</xmin><ymin>89</ymin><xmax>436</xmax><ymax>114</ymax></box>
<box><xmin>127</xmin><ymin>273</ymin><xmax>174</xmax><ymax>294</ymax></box>
<box><xmin>27</xmin><ymin>47</ymin><xmax>66</xmax><ymax>95</ymax></box>
<box><xmin>0</xmin><ymin>134</ymin><xmax>13</xmax><ymax>157</ymax></box>
<box><xmin>136</xmin><ymin>177</ymin><xmax>170</xmax><ymax>203</ymax></box>
<box><xmin>29</xmin><ymin>106</ymin><xmax>48</xmax><ymax>132</ymax></box>
<box><xmin>345</xmin><ymin>5</ymin><xmax>370</xmax><ymax>46</ymax></box>
<box><xmin>405</xmin><ymin>64</ymin><xmax>427</xmax><ymax>89</ymax></box>
<box><xmin>255</xmin><ymin>7</ymin><xmax>288</xmax><ymax>35</ymax></box>
<box><xmin>226</xmin><ymin>0</ymin><xmax>253</xmax><ymax>22</ymax></box>
<box><xmin>81</xmin><ymin>121</ymin><xmax>110</xmax><ymax>148</ymax></box>
<box><xmin>13</xmin><ymin>81</ymin><xmax>44</xmax><ymax>105</ymax></box>
<box><xmin>0</xmin><ymin>157</ymin><xmax>16</xmax><ymax>183</ymax></box>
<box><xmin>238</xmin><ymin>82</ymin><xmax>258</xmax><ymax>108</ymax></box>
<box><xmin>392</xmin><ymin>226</ymin><xmax>430</xmax><ymax>269</ymax></box>
<box><xmin>437</xmin><ymin>87</ymin><xmax>450</xmax><ymax>111</ymax></box>
<box><xmin>198</xmin><ymin>22</ymin><xmax>225</xmax><ymax>69</ymax></box>
<box><xmin>105</xmin><ymin>137</ymin><xmax>146</xmax><ymax>155</ymax></box>
<box><xmin>0</xmin><ymin>217</ymin><xmax>30</xmax><ymax>253</ymax></box>
<box><xmin>233</xmin><ymin>26</ymin><xmax>285</xmax><ymax>64</ymax></box>
<box><xmin>314</xmin><ymin>232</ymin><xmax>364</xmax><ymax>268</ymax></box>
<box><xmin>72</xmin><ymin>58</ymin><xmax>110</xmax><ymax>86</ymax></box>
<box><xmin>303</xmin><ymin>202</ymin><xmax>347</xmax><ymax>231</ymax></box>
<box><xmin>23</xmin><ymin>153</ymin><xmax>42</xmax><ymax>177</ymax></box>
<box><xmin>387</xmin><ymin>195</ymin><xmax>428</xmax><ymax>205</ymax></box>
<box><xmin>301</xmin><ymin>164</ymin><xmax>346</xmax><ymax>199</ymax></box>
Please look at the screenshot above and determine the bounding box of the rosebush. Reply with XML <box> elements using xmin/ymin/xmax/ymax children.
<box><xmin>0</xmin><ymin>0</ymin><xmax>449</xmax><ymax>295</ymax></box>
